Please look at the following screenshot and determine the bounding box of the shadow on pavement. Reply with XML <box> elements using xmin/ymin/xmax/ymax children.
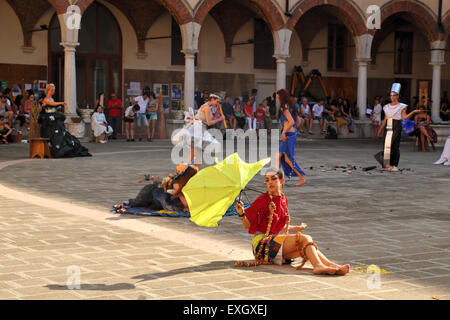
<box><xmin>132</xmin><ymin>260</ymin><xmax>315</xmax><ymax>284</ymax></box>
<box><xmin>45</xmin><ymin>283</ymin><xmax>136</xmax><ymax>291</ymax></box>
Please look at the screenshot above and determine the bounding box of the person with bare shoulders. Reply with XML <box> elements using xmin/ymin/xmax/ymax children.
<box><xmin>39</xmin><ymin>83</ymin><xmax>90</xmax><ymax>158</ymax></box>
<box><xmin>276</xmin><ymin>89</ymin><xmax>307</xmax><ymax>187</ymax></box>
<box><xmin>235</xmin><ymin>168</ymin><xmax>350</xmax><ymax>275</ymax></box>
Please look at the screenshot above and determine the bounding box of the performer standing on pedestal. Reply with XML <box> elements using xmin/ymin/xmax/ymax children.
<box><xmin>376</xmin><ymin>84</ymin><xmax>419</xmax><ymax>171</ymax></box>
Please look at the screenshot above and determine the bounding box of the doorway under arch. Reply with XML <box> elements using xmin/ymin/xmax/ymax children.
<box><xmin>48</xmin><ymin>1</ymin><xmax>122</xmax><ymax>110</ymax></box>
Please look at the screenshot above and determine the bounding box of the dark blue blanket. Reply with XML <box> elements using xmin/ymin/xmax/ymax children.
<box><xmin>112</xmin><ymin>200</ymin><xmax>251</xmax><ymax>218</ymax></box>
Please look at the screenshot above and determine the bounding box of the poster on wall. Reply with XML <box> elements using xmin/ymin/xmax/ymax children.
<box><xmin>154</xmin><ymin>83</ymin><xmax>169</xmax><ymax>97</ymax></box>
<box><xmin>171</xmin><ymin>83</ymin><xmax>183</xmax><ymax>100</ymax></box>
<box><xmin>0</xmin><ymin>80</ymin><xmax>8</xmax><ymax>91</ymax></box>
<box><xmin>38</xmin><ymin>80</ymin><xmax>47</xmax><ymax>92</ymax></box>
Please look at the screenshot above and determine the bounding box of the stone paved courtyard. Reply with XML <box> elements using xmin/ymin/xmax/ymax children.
<box><xmin>0</xmin><ymin>138</ymin><xmax>449</xmax><ymax>300</ymax></box>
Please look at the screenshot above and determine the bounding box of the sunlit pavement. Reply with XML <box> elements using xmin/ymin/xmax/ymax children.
<box><xmin>0</xmin><ymin>139</ymin><xmax>449</xmax><ymax>300</ymax></box>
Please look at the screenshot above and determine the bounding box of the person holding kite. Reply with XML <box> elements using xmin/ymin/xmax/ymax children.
<box><xmin>276</xmin><ymin>89</ymin><xmax>307</xmax><ymax>187</ymax></box>
<box><xmin>234</xmin><ymin>167</ymin><xmax>349</xmax><ymax>275</ymax></box>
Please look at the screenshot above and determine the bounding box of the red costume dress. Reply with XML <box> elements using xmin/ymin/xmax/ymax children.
<box><xmin>244</xmin><ymin>192</ymin><xmax>289</xmax><ymax>265</ymax></box>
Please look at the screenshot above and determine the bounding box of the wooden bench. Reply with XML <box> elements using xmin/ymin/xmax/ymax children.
<box><xmin>29</xmin><ymin>103</ymin><xmax>51</xmax><ymax>159</ymax></box>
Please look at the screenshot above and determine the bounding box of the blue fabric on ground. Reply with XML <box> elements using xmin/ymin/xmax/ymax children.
<box><xmin>112</xmin><ymin>200</ymin><xmax>251</xmax><ymax>218</ymax></box>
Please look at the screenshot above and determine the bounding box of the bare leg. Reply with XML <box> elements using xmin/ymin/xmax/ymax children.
<box><xmin>282</xmin><ymin>235</ymin><xmax>338</xmax><ymax>275</ymax></box>
<box><xmin>316</xmin><ymin>250</ymin><xmax>350</xmax><ymax>275</ymax></box>
<box><xmin>125</xmin><ymin>123</ymin><xmax>129</xmax><ymax>140</ymax></box>
<box><xmin>280</xmin><ymin>152</ymin><xmax>307</xmax><ymax>187</ymax></box>
<box><xmin>146</xmin><ymin>125</ymin><xmax>150</xmax><ymax>139</ymax></box>
<box><xmin>151</xmin><ymin>120</ymin><xmax>156</xmax><ymax>139</ymax></box>
<box><xmin>130</xmin><ymin>123</ymin><xmax>135</xmax><ymax>140</ymax></box>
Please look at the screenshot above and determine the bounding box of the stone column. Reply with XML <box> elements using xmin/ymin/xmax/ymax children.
<box><xmin>273</xmin><ymin>29</ymin><xmax>292</xmax><ymax>114</ymax></box>
<box><xmin>354</xmin><ymin>34</ymin><xmax>373</xmax><ymax>120</ymax></box>
<box><xmin>180</xmin><ymin>22</ymin><xmax>201</xmax><ymax>110</ymax></box>
<box><xmin>57</xmin><ymin>13</ymin><xmax>84</xmax><ymax>138</ymax></box>
<box><xmin>430</xmin><ymin>41</ymin><xmax>446</xmax><ymax>123</ymax></box>
<box><xmin>61</xmin><ymin>41</ymin><xmax>79</xmax><ymax>121</ymax></box>
<box><xmin>356</xmin><ymin>59</ymin><xmax>370</xmax><ymax>119</ymax></box>
<box><xmin>275</xmin><ymin>55</ymin><xmax>288</xmax><ymax>91</ymax></box>
<box><xmin>182</xmin><ymin>50</ymin><xmax>197</xmax><ymax>109</ymax></box>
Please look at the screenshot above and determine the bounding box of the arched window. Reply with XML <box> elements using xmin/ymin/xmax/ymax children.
<box><xmin>48</xmin><ymin>2</ymin><xmax>122</xmax><ymax>108</ymax></box>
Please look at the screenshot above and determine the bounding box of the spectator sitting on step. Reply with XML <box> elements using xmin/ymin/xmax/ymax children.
<box><xmin>411</xmin><ymin>106</ymin><xmax>434</xmax><ymax>152</ymax></box>
<box><xmin>233</xmin><ymin>98</ymin><xmax>246</xmax><ymax>129</ymax></box>
<box><xmin>222</xmin><ymin>96</ymin><xmax>236</xmax><ymax>130</ymax></box>
<box><xmin>92</xmin><ymin>105</ymin><xmax>114</xmax><ymax>144</ymax></box>
<box><xmin>0</xmin><ymin>95</ymin><xmax>14</xmax><ymax>127</ymax></box>
<box><xmin>340</xmin><ymin>99</ymin><xmax>355</xmax><ymax>133</ymax></box>
<box><xmin>244</xmin><ymin>100</ymin><xmax>256</xmax><ymax>130</ymax></box>
<box><xmin>299</xmin><ymin>97</ymin><xmax>313</xmax><ymax>135</ymax></box>
<box><xmin>293</xmin><ymin>97</ymin><xmax>304</xmax><ymax>134</ymax></box>
<box><xmin>0</xmin><ymin>115</ymin><xmax>13</xmax><ymax>144</ymax></box>
<box><xmin>440</xmin><ymin>100</ymin><xmax>449</xmax><ymax>121</ymax></box>
<box><xmin>313</xmin><ymin>99</ymin><xmax>327</xmax><ymax>134</ymax></box>
<box><xmin>262</xmin><ymin>99</ymin><xmax>272</xmax><ymax>134</ymax></box>
<box><xmin>255</xmin><ymin>103</ymin><xmax>266</xmax><ymax>134</ymax></box>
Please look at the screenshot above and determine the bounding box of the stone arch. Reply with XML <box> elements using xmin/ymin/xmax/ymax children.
<box><xmin>48</xmin><ymin>0</ymin><xmax>94</xmax><ymax>14</ymax></box>
<box><xmin>375</xmin><ymin>0</ymin><xmax>439</xmax><ymax>42</ymax></box>
<box><xmin>443</xmin><ymin>10</ymin><xmax>450</xmax><ymax>42</ymax></box>
<box><xmin>370</xmin><ymin>0</ymin><xmax>440</xmax><ymax>61</ymax></box>
<box><xmin>5</xmin><ymin>0</ymin><xmax>51</xmax><ymax>48</ymax></box>
<box><xmin>104</xmin><ymin>0</ymin><xmax>192</xmax><ymax>53</ymax></box>
<box><xmin>286</xmin><ymin>0</ymin><xmax>367</xmax><ymax>36</ymax></box>
<box><xmin>194</xmin><ymin>0</ymin><xmax>285</xmax><ymax>31</ymax></box>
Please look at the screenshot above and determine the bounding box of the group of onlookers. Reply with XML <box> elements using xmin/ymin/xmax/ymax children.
<box><xmin>0</xmin><ymin>88</ymin><xmax>40</xmax><ymax>144</ymax></box>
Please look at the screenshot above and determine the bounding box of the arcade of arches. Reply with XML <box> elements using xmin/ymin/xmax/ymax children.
<box><xmin>0</xmin><ymin>0</ymin><xmax>449</xmax><ymax>136</ymax></box>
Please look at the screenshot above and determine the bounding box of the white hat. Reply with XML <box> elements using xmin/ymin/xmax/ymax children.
<box><xmin>391</xmin><ymin>83</ymin><xmax>401</xmax><ymax>94</ymax></box>
<box><xmin>209</xmin><ymin>93</ymin><xmax>221</xmax><ymax>101</ymax></box>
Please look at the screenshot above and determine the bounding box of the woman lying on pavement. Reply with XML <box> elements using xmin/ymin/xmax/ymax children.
<box><xmin>234</xmin><ymin>167</ymin><xmax>349</xmax><ymax>275</ymax></box>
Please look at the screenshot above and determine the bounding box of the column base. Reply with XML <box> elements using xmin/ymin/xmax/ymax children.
<box><xmin>65</xmin><ymin>122</ymin><xmax>86</xmax><ymax>139</ymax></box>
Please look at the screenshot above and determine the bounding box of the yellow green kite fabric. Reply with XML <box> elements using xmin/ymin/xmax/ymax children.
<box><xmin>183</xmin><ymin>153</ymin><xmax>270</xmax><ymax>227</ymax></box>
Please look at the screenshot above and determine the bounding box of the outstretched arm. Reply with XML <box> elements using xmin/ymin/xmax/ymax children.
<box><xmin>402</xmin><ymin>108</ymin><xmax>419</xmax><ymax>120</ymax></box>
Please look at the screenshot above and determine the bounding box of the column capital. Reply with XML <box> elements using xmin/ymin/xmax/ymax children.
<box><xmin>355</xmin><ymin>58</ymin><xmax>371</xmax><ymax>66</ymax></box>
<box><xmin>273</xmin><ymin>54</ymin><xmax>289</xmax><ymax>63</ymax></box>
<box><xmin>60</xmin><ymin>41</ymin><xmax>80</xmax><ymax>50</ymax></box>
<box><xmin>182</xmin><ymin>49</ymin><xmax>198</xmax><ymax>58</ymax></box>
<box><xmin>430</xmin><ymin>40</ymin><xmax>446</xmax><ymax>66</ymax></box>
<box><xmin>273</xmin><ymin>29</ymin><xmax>292</xmax><ymax>58</ymax></box>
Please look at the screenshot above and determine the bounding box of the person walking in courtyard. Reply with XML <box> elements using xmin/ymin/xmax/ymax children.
<box><xmin>235</xmin><ymin>167</ymin><xmax>349</xmax><ymax>275</ymax></box>
<box><xmin>276</xmin><ymin>89</ymin><xmax>307</xmax><ymax>187</ymax></box>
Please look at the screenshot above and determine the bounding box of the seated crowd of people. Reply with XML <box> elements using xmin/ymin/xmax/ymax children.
<box><xmin>0</xmin><ymin>88</ymin><xmax>40</xmax><ymax>143</ymax></box>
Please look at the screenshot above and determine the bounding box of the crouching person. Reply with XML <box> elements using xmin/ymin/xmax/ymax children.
<box><xmin>235</xmin><ymin>167</ymin><xmax>349</xmax><ymax>275</ymax></box>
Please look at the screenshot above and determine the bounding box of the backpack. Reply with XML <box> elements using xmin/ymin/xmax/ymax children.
<box><xmin>326</xmin><ymin>125</ymin><xmax>338</xmax><ymax>139</ymax></box>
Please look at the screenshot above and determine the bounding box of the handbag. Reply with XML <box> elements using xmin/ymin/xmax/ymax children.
<box><xmin>426</xmin><ymin>127</ymin><xmax>438</xmax><ymax>143</ymax></box>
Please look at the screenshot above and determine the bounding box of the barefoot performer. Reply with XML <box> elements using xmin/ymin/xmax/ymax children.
<box><xmin>276</xmin><ymin>89</ymin><xmax>307</xmax><ymax>187</ymax></box>
<box><xmin>234</xmin><ymin>168</ymin><xmax>349</xmax><ymax>275</ymax></box>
